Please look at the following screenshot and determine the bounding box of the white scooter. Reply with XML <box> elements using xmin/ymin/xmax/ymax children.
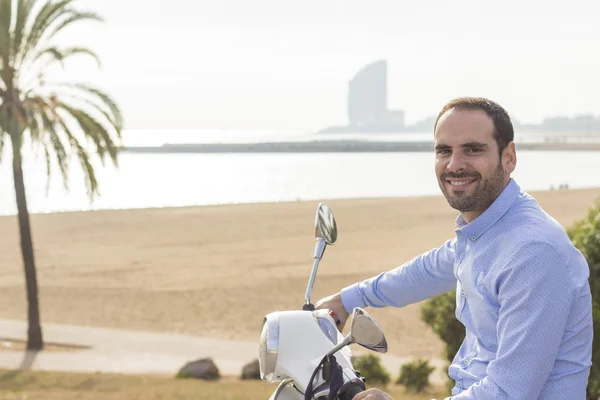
<box><xmin>259</xmin><ymin>203</ymin><xmax>389</xmax><ymax>400</ymax></box>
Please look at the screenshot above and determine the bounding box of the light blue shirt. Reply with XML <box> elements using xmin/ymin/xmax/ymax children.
<box><xmin>341</xmin><ymin>179</ymin><xmax>593</xmax><ymax>399</ymax></box>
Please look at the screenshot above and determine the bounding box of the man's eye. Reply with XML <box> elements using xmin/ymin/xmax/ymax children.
<box><xmin>466</xmin><ymin>148</ymin><xmax>483</xmax><ymax>154</ymax></box>
<box><xmin>437</xmin><ymin>149</ymin><xmax>450</xmax><ymax>155</ymax></box>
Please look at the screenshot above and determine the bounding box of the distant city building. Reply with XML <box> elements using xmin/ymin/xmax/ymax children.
<box><xmin>347</xmin><ymin>60</ymin><xmax>405</xmax><ymax>130</ymax></box>
<box><xmin>347</xmin><ymin>60</ymin><xmax>387</xmax><ymax>126</ymax></box>
<box><xmin>320</xmin><ymin>60</ymin><xmax>408</xmax><ymax>133</ymax></box>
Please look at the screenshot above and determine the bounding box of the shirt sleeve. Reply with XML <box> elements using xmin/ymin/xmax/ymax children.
<box><xmin>447</xmin><ymin>241</ymin><xmax>576</xmax><ymax>400</ymax></box>
<box><xmin>340</xmin><ymin>238</ymin><xmax>457</xmax><ymax>312</ymax></box>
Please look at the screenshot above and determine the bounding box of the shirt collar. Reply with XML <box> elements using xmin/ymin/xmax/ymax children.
<box><xmin>455</xmin><ymin>178</ymin><xmax>521</xmax><ymax>241</ymax></box>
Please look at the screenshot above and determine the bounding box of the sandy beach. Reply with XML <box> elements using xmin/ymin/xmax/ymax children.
<box><xmin>0</xmin><ymin>187</ymin><xmax>599</xmax><ymax>361</ymax></box>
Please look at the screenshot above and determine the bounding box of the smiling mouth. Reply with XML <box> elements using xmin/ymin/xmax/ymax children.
<box><xmin>445</xmin><ymin>178</ymin><xmax>477</xmax><ymax>189</ymax></box>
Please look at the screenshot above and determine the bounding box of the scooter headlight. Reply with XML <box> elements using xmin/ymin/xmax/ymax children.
<box><xmin>259</xmin><ymin>313</ymin><xmax>281</xmax><ymax>382</ymax></box>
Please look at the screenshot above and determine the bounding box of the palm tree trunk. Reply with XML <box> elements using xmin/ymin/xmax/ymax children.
<box><xmin>11</xmin><ymin>134</ymin><xmax>44</xmax><ymax>350</ymax></box>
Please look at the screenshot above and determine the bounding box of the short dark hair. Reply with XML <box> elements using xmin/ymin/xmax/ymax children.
<box><xmin>434</xmin><ymin>97</ymin><xmax>514</xmax><ymax>155</ymax></box>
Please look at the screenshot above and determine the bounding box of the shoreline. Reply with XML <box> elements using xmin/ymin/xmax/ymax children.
<box><xmin>1</xmin><ymin>185</ymin><xmax>599</xmax><ymax>218</ymax></box>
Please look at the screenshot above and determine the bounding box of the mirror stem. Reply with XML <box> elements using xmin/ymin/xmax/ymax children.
<box><xmin>325</xmin><ymin>336</ymin><xmax>352</xmax><ymax>358</ymax></box>
<box><xmin>303</xmin><ymin>238</ymin><xmax>327</xmax><ymax>310</ymax></box>
<box><xmin>313</xmin><ymin>237</ymin><xmax>327</xmax><ymax>260</ymax></box>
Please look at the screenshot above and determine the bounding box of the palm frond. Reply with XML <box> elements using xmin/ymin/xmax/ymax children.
<box><xmin>25</xmin><ymin>105</ymin><xmax>43</xmax><ymax>153</ymax></box>
<box><xmin>56</xmin><ymin>99</ymin><xmax>121</xmax><ymax>145</ymax></box>
<box><xmin>44</xmin><ymin>11</ymin><xmax>103</xmax><ymax>42</ymax></box>
<box><xmin>54</xmin><ymin>112</ymin><xmax>98</xmax><ymax>198</ymax></box>
<box><xmin>67</xmin><ymin>95</ymin><xmax>121</xmax><ymax>140</ymax></box>
<box><xmin>18</xmin><ymin>0</ymin><xmax>75</xmax><ymax>64</ymax></box>
<box><xmin>76</xmin><ymin>138</ymin><xmax>98</xmax><ymax>199</ymax></box>
<box><xmin>0</xmin><ymin>0</ymin><xmax>11</xmax><ymax>32</ymax></box>
<box><xmin>21</xmin><ymin>97</ymin><xmax>72</xmax><ymax>195</ymax></box>
<box><xmin>13</xmin><ymin>0</ymin><xmax>39</xmax><ymax>61</ymax></box>
<box><xmin>41</xmin><ymin>143</ymin><xmax>51</xmax><ymax>195</ymax></box>
<box><xmin>18</xmin><ymin>10</ymin><xmax>103</xmax><ymax>70</ymax></box>
<box><xmin>32</xmin><ymin>46</ymin><xmax>101</xmax><ymax>72</ymax></box>
<box><xmin>22</xmin><ymin>103</ymin><xmax>36</xmax><ymax>134</ymax></box>
<box><xmin>0</xmin><ymin>0</ymin><xmax>12</xmax><ymax>71</ymax></box>
<box><xmin>58</xmin><ymin>102</ymin><xmax>119</xmax><ymax>166</ymax></box>
<box><xmin>49</xmin><ymin>82</ymin><xmax>123</xmax><ymax>133</ymax></box>
<box><xmin>39</xmin><ymin>108</ymin><xmax>69</xmax><ymax>186</ymax></box>
<box><xmin>35</xmin><ymin>47</ymin><xmax>65</xmax><ymax>69</ymax></box>
<box><xmin>24</xmin><ymin>110</ymin><xmax>52</xmax><ymax>196</ymax></box>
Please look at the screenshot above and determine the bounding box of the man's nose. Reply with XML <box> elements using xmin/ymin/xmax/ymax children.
<box><xmin>447</xmin><ymin>152</ymin><xmax>467</xmax><ymax>172</ymax></box>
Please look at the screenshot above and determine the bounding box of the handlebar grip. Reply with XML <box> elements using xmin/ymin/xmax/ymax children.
<box><xmin>338</xmin><ymin>381</ymin><xmax>365</xmax><ymax>400</ymax></box>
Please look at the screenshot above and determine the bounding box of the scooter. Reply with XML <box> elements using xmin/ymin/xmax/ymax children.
<box><xmin>258</xmin><ymin>203</ymin><xmax>389</xmax><ymax>400</ymax></box>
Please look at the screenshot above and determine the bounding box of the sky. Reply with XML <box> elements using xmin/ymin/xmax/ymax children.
<box><xmin>47</xmin><ymin>0</ymin><xmax>600</xmax><ymax>131</ymax></box>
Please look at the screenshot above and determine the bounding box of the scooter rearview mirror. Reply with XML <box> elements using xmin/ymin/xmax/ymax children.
<box><xmin>304</xmin><ymin>203</ymin><xmax>338</xmax><ymax>310</ymax></box>
<box><xmin>349</xmin><ymin>307</ymin><xmax>387</xmax><ymax>353</ymax></box>
<box><xmin>325</xmin><ymin>307</ymin><xmax>388</xmax><ymax>357</ymax></box>
<box><xmin>315</xmin><ymin>203</ymin><xmax>337</xmax><ymax>245</ymax></box>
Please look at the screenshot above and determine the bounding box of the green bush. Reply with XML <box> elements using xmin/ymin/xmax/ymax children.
<box><xmin>396</xmin><ymin>359</ymin><xmax>435</xmax><ymax>393</ymax></box>
<box><xmin>567</xmin><ymin>198</ymin><xmax>600</xmax><ymax>400</ymax></box>
<box><xmin>352</xmin><ymin>354</ymin><xmax>391</xmax><ymax>386</ymax></box>
<box><xmin>421</xmin><ymin>291</ymin><xmax>465</xmax><ymax>394</ymax></box>
<box><xmin>421</xmin><ymin>291</ymin><xmax>465</xmax><ymax>363</ymax></box>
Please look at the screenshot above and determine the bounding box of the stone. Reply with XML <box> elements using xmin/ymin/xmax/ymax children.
<box><xmin>241</xmin><ymin>358</ymin><xmax>261</xmax><ymax>380</ymax></box>
<box><xmin>176</xmin><ymin>358</ymin><xmax>220</xmax><ymax>380</ymax></box>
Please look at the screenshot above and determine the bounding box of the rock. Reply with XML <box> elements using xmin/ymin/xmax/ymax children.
<box><xmin>176</xmin><ymin>358</ymin><xmax>220</xmax><ymax>380</ymax></box>
<box><xmin>241</xmin><ymin>358</ymin><xmax>261</xmax><ymax>380</ymax></box>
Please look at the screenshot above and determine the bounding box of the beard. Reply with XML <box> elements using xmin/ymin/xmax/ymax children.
<box><xmin>439</xmin><ymin>162</ymin><xmax>506</xmax><ymax>213</ymax></box>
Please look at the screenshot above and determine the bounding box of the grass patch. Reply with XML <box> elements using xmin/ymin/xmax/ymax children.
<box><xmin>0</xmin><ymin>369</ymin><xmax>447</xmax><ymax>399</ymax></box>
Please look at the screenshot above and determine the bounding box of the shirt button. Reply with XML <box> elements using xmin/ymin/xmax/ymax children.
<box><xmin>461</xmin><ymin>291</ymin><xmax>466</xmax><ymax>297</ymax></box>
<box><xmin>463</xmin><ymin>360</ymin><xmax>468</xmax><ymax>365</ymax></box>
<box><xmin>471</xmin><ymin>236</ymin><xmax>476</xmax><ymax>241</ymax></box>
<box><xmin>457</xmin><ymin>382</ymin><xmax>462</xmax><ymax>387</ymax></box>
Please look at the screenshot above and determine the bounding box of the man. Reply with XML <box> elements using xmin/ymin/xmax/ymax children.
<box><xmin>316</xmin><ymin>97</ymin><xmax>593</xmax><ymax>399</ymax></box>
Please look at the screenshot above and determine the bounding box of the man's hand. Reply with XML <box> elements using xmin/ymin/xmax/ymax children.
<box><xmin>352</xmin><ymin>388</ymin><xmax>393</xmax><ymax>400</ymax></box>
<box><xmin>314</xmin><ymin>292</ymin><xmax>349</xmax><ymax>332</ymax></box>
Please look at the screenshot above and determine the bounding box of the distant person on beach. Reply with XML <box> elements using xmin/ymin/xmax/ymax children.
<box><xmin>316</xmin><ymin>97</ymin><xmax>593</xmax><ymax>399</ymax></box>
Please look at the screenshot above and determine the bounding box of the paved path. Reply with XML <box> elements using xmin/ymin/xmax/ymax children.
<box><xmin>0</xmin><ymin>319</ymin><xmax>257</xmax><ymax>376</ymax></box>
<box><xmin>0</xmin><ymin>320</ymin><xmax>447</xmax><ymax>384</ymax></box>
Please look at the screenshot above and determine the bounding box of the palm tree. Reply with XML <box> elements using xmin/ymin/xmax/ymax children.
<box><xmin>0</xmin><ymin>0</ymin><xmax>123</xmax><ymax>350</ymax></box>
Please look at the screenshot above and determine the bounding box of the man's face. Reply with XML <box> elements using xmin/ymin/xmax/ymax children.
<box><xmin>434</xmin><ymin>108</ymin><xmax>516</xmax><ymax>220</ymax></box>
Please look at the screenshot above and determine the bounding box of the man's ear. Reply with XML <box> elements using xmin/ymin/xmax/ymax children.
<box><xmin>503</xmin><ymin>141</ymin><xmax>517</xmax><ymax>174</ymax></box>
